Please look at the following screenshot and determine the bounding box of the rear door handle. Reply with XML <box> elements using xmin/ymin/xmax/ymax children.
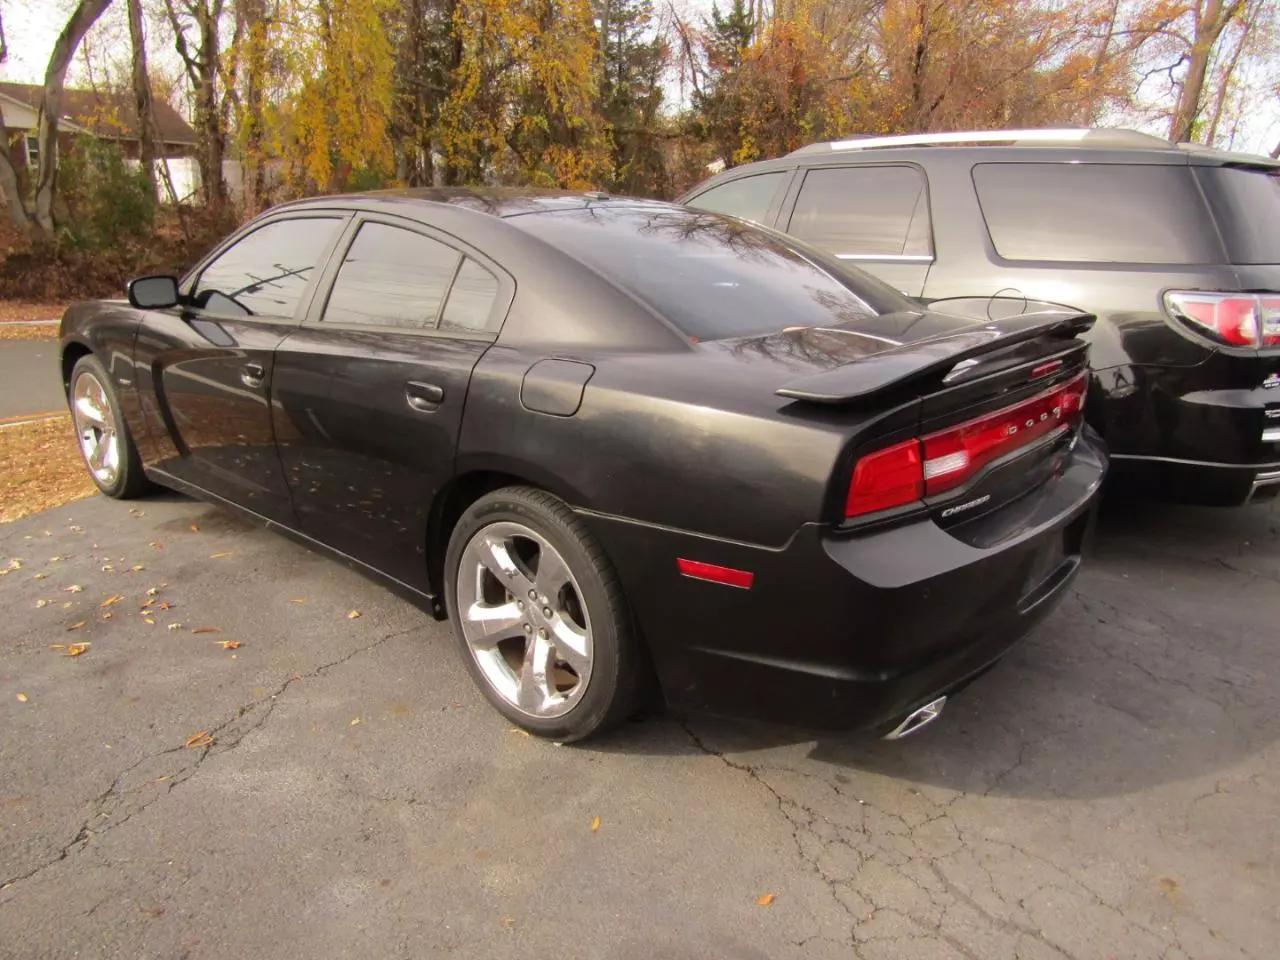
<box><xmin>240</xmin><ymin>361</ymin><xmax>266</xmax><ymax>388</ymax></box>
<box><xmin>405</xmin><ymin>380</ymin><xmax>445</xmax><ymax>412</ymax></box>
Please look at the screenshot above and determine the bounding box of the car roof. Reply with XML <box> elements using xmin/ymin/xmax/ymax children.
<box><xmin>682</xmin><ymin>127</ymin><xmax>1280</xmax><ymax>198</ymax></box>
<box><xmin>271</xmin><ymin>188</ymin><xmax>673</xmax><ymax>219</ymax></box>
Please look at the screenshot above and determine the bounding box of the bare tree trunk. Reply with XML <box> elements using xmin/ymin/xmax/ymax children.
<box><xmin>0</xmin><ymin>5</ymin><xmax>32</xmax><ymax>229</ymax></box>
<box><xmin>127</xmin><ymin>0</ymin><xmax>158</xmax><ymax>198</ymax></box>
<box><xmin>236</xmin><ymin>0</ymin><xmax>267</xmax><ymax>213</ymax></box>
<box><xmin>1169</xmin><ymin>0</ymin><xmax>1246</xmax><ymax>143</ymax></box>
<box><xmin>33</xmin><ymin>0</ymin><xmax>115</xmax><ymax>234</ymax></box>
<box><xmin>164</xmin><ymin>0</ymin><xmax>227</xmax><ymax>211</ymax></box>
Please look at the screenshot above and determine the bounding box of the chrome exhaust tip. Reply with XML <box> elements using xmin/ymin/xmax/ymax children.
<box><xmin>882</xmin><ymin>696</ymin><xmax>947</xmax><ymax>740</ymax></box>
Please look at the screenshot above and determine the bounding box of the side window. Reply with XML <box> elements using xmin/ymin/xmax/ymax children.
<box><xmin>686</xmin><ymin>172</ymin><xmax>786</xmax><ymax>224</ymax></box>
<box><xmin>194</xmin><ymin>217</ymin><xmax>342</xmax><ymax>318</ymax></box>
<box><xmin>974</xmin><ymin>163</ymin><xmax>1221</xmax><ymax>264</ymax></box>
<box><xmin>787</xmin><ymin>166</ymin><xmax>932</xmax><ymax>258</ymax></box>
<box><xmin>322</xmin><ymin>222</ymin><xmax>461</xmax><ymax>328</ymax></box>
<box><xmin>440</xmin><ymin>257</ymin><xmax>501</xmax><ymax>334</ymax></box>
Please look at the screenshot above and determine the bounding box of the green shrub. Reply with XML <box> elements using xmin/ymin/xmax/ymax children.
<box><xmin>57</xmin><ymin>136</ymin><xmax>156</xmax><ymax>251</ymax></box>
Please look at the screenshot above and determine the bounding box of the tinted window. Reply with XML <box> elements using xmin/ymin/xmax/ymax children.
<box><xmin>788</xmin><ymin>166</ymin><xmax>931</xmax><ymax>257</ymax></box>
<box><xmin>195</xmin><ymin>217</ymin><xmax>341</xmax><ymax>317</ymax></box>
<box><xmin>441</xmin><ymin>257</ymin><xmax>501</xmax><ymax>333</ymax></box>
<box><xmin>1196</xmin><ymin>166</ymin><xmax>1280</xmax><ymax>265</ymax></box>
<box><xmin>686</xmin><ymin>173</ymin><xmax>785</xmax><ymax>224</ymax></box>
<box><xmin>511</xmin><ymin>204</ymin><xmax>913</xmax><ymax>342</ymax></box>
<box><xmin>323</xmin><ymin>222</ymin><xmax>460</xmax><ymax>328</ymax></box>
<box><xmin>973</xmin><ymin>163</ymin><xmax>1221</xmax><ymax>264</ymax></box>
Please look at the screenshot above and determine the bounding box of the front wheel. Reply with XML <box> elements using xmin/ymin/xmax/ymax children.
<box><xmin>444</xmin><ymin>486</ymin><xmax>642</xmax><ymax>742</ymax></box>
<box><xmin>69</xmin><ymin>354</ymin><xmax>150</xmax><ymax>499</ymax></box>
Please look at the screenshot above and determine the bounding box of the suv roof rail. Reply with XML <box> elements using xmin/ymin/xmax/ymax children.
<box><xmin>787</xmin><ymin>128</ymin><xmax>1173</xmax><ymax>156</ymax></box>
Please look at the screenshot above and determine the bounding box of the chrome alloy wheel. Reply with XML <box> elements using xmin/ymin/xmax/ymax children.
<box><xmin>457</xmin><ymin>521</ymin><xmax>593</xmax><ymax>719</ymax></box>
<box><xmin>72</xmin><ymin>372</ymin><xmax>120</xmax><ymax>488</ymax></box>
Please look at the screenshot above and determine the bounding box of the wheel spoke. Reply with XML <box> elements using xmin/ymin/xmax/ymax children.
<box><xmin>534</xmin><ymin>544</ymin><xmax>571</xmax><ymax>599</ymax></box>
<box><xmin>516</xmin><ymin>633</ymin><xmax>555</xmax><ymax>712</ymax></box>
<box><xmin>75</xmin><ymin>395</ymin><xmax>106</xmax><ymax>428</ymax></box>
<box><xmin>463</xmin><ymin>599</ymin><xmax>524</xmax><ymax>650</ymax></box>
<box><xmin>477</xmin><ymin>536</ymin><xmax>534</xmax><ymax>595</ymax></box>
<box><xmin>549</xmin><ymin>616</ymin><xmax>590</xmax><ymax>675</ymax></box>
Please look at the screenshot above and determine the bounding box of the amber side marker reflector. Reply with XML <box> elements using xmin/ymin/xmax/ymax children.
<box><xmin>676</xmin><ymin>558</ymin><xmax>755</xmax><ymax>589</ymax></box>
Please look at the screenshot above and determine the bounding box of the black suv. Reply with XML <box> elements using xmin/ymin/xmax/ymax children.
<box><xmin>680</xmin><ymin>128</ymin><xmax>1280</xmax><ymax>504</ymax></box>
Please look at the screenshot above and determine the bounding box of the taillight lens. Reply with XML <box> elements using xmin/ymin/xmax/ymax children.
<box><xmin>921</xmin><ymin>372</ymin><xmax>1087</xmax><ymax>496</ymax></box>
<box><xmin>844</xmin><ymin>373</ymin><xmax>1088</xmax><ymax>518</ymax></box>
<box><xmin>845</xmin><ymin>438</ymin><xmax>923</xmax><ymax>518</ymax></box>
<box><xmin>1164</xmin><ymin>291</ymin><xmax>1280</xmax><ymax>347</ymax></box>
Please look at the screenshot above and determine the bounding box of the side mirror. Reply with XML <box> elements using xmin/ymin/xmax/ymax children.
<box><xmin>127</xmin><ymin>275</ymin><xmax>180</xmax><ymax>310</ymax></box>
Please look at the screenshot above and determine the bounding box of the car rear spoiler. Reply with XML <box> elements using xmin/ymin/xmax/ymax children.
<box><xmin>775</xmin><ymin>310</ymin><xmax>1095</xmax><ymax>405</ymax></box>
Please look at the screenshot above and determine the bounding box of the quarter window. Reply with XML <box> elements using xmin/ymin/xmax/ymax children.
<box><xmin>195</xmin><ymin>216</ymin><xmax>342</xmax><ymax>318</ymax></box>
<box><xmin>787</xmin><ymin>166</ymin><xmax>932</xmax><ymax>257</ymax></box>
<box><xmin>973</xmin><ymin>163</ymin><xmax>1221</xmax><ymax>264</ymax></box>
<box><xmin>323</xmin><ymin>222</ymin><xmax>461</xmax><ymax>328</ymax></box>
<box><xmin>686</xmin><ymin>172</ymin><xmax>786</xmax><ymax>224</ymax></box>
<box><xmin>440</xmin><ymin>257</ymin><xmax>501</xmax><ymax>334</ymax></box>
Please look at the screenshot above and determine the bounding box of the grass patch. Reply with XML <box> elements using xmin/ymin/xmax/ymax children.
<box><xmin>0</xmin><ymin>415</ymin><xmax>97</xmax><ymax>523</ymax></box>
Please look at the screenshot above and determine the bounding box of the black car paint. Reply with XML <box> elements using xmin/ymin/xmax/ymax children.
<box><xmin>679</xmin><ymin>144</ymin><xmax>1280</xmax><ymax>504</ymax></box>
<box><xmin>60</xmin><ymin>191</ymin><xmax>1106</xmax><ymax>732</ymax></box>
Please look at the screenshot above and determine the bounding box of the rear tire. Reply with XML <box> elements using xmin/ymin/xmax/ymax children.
<box><xmin>69</xmin><ymin>354</ymin><xmax>150</xmax><ymax>499</ymax></box>
<box><xmin>444</xmin><ymin>486</ymin><xmax>641</xmax><ymax>742</ymax></box>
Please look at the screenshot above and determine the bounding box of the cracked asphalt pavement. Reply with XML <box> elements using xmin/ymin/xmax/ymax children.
<box><xmin>1</xmin><ymin>491</ymin><xmax>1278</xmax><ymax>959</ymax></box>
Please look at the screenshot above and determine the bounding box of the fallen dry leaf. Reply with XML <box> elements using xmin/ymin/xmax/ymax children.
<box><xmin>35</xmin><ymin>599</ymin><xmax>49</xmax><ymax>609</ymax></box>
<box><xmin>33</xmin><ymin>572</ymin><xmax>47</xmax><ymax>580</ymax></box>
<box><xmin>130</xmin><ymin>564</ymin><xmax>145</xmax><ymax>572</ymax></box>
<box><xmin>191</xmin><ymin>626</ymin><xmax>220</xmax><ymax>634</ymax></box>
<box><xmin>208</xmin><ymin>551</ymin><xmax>233</xmax><ymax>559</ymax></box>
<box><xmin>101</xmin><ymin>612</ymin><xmax>113</xmax><ymax>620</ymax></box>
<box><xmin>350</xmin><ymin>716</ymin><xmax>361</xmax><ymax>726</ymax></box>
<box><xmin>590</xmin><ymin>815</ymin><xmax>601</xmax><ymax>832</ymax></box>
<box><xmin>100</xmin><ymin>594</ymin><xmax>124</xmax><ymax>608</ymax></box>
<box><xmin>184</xmin><ymin>730</ymin><xmax>213</xmax><ymax>748</ymax></box>
<box><xmin>146</xmin><ymin>586</ymin><xmax>160</xmax><ymax>597</ymax></box>
<box><xmin>507</xmin><ymin>727</ymin><xmax>531</xmax><ymax>738</ymax></box>
<box><xmin>755</xmin><ymin>893</ymin><xmax>776</xmax><ymax>907</ymax></box>
<box><xmin>149</xmin><ymin>541</ymin><xmax>163</xmax><ymax>550</ymax></box>
<box><xmin>65</xmin><ymin>584</ymin><xmax>83</xmax><ymax>593</ymax></box>
<box><xmin>346</xmin><ymin>609</ymin><xmax>361</xmax><ymax>620</ymax></box>
<box><xmin>167</xmin><ymin>623</ymin><xmax>184</xmax><ymax>632</ymax></box>
<box><xmin>67</xmin><ymin>621</ymin><xmax>87</xmax><ymax>631</ymax></box>
<box><xmin>217</xmin><ymin>640</ymin><xmax>241</xmax><ymax>650</ymax></box>
<box><xmin>101</xmin><ymin>564</ymin><xmax>114</xmax><ymax>572</ymax></box>
<box><xmin>143</xmin><ymin>617</ymin><xmax>155</xmax><ymax>625</ymax></box>
<box><xmin>16</xmin><ymin>692</ymin><xmax>28</xmax><ymax>703</ymax></box>
<box><xmin>189</xmin><ymin>524</ymin><xmax>200</xmax><ymax>533</ymax></box>
<box><xmin>289</xmin><ymin>598</ymin><xmax>307</xmax><ymax>604</ymax></box>
<box><xmin>63</xmin><ymin>642</ymin><xmax>90</xmax><ymax>657</ymax></box>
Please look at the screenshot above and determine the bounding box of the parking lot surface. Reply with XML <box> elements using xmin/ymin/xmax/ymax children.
<box><xmin>0</xmin><ymin>340</ymin><xmax>64</xmax><ymax>420</ymax></box>
<box><xmin>1</xmin><ymin>491</ymin><xmax>1277</xmax><ymax>959</ymax></box>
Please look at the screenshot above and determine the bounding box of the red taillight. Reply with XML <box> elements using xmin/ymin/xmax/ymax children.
<box><xmin>1165</xmin><ymin>291</ymin><xmax>1280</xmax><ymax>347</ymax></box>
<box><xmin>921</xmin><ymin>372</ymin><xmax>1087</xmax><ymax>496</ymax></box>
<box><xmin>845</xmin><ymin>438</ymin><xmax>923</xmax><ymax>518</ymax></box>
<box><xmin>676</xmin><ymin>558</ymin><xmax>755</xmax><ymax>589</ymax></box>
<box><xmin>844</xmin><ymin>373</ymin><xmax>1088</xmax><ymax>518</ymax></box>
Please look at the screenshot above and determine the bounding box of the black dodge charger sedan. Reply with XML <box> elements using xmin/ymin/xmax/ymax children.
<box><xmin>59</xmin><ymin>190</ymin><xmax>1105</xmax><ymax>742</ymax></box>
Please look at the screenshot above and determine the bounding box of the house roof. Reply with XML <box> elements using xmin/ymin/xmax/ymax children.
<box><xmin>0</xmin><ymin>81</ymin><xmax>197</xmax><ymax>145</ymax></box>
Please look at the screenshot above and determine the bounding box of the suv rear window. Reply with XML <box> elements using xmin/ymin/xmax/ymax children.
<box><xmin>973</xmin><ymin>163</ymin><xmax>1221</xmax><ymax>264</ymax></box>
<box><xmin>511</xmin><ymin>204</ymin><xmax>911</xmax><ymax>341</ymax></box>
<box><xmin>1195</xmin><ymin>166</ymin><xmax>1280</xmax><ymax>265</ymax></box>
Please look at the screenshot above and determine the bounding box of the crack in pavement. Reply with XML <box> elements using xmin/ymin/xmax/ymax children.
<box><xmin>0</xmin><ymin>626</ymin><xmax>414</xmax><ymax>895</ymax></box>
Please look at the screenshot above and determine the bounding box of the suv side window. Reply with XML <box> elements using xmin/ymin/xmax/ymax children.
<box><xmin>787</xmin><ymin>165</ymin><xmax>932</xmax><ymax>258</ymax></box>
<box><xmin>322</xmin><ymin>221</ymin><xmax>461</xmax><ymax>329</ymax></box>
<box><xmin>194</xmin><ymin>216</ymin><xmax>343</xmax><ymax>318</ymax></box>
<box><xmin>973</xmin><ymin>163</ymin><xmax>1221</xmax><ymax>264</ymax></box>
<box><xmin>686</xmin><ymin>172</ymin><xmax>787</xmax><ymax>224</ymax></box>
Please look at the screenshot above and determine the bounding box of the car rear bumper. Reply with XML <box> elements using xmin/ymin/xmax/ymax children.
<box><xmin>584</xmin><ymin>432</ymin><xmax>1106</xmax><ymax>733</ymax></box>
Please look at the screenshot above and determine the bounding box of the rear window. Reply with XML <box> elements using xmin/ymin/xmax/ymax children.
<box><xmin>973</xmin><ymin>163</ymin><xmax>1221</xmax><ymax>264</ymax></box>
<box><xmin>1195</xmin><ymin>166</ymin><xmax>1280</xmax><ymax>265</ymax></box>
<box><xmin>511</xmin><ymin>204</ymin><xmax>911</xmax><ymax>341</ymax></box>
<box><xmin>787</xmin><ymin>165</ymin><xmax>932</xmax><ymax>257</ymax></box>
<box><xmin>686</xmin><ymin>172</ymin><xmax>786</xmax><ymax>224</ymax></box>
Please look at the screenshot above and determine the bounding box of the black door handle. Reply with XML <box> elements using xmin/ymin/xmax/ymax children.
<box><xmin>240</xmin><ymin>361</ymin><xmax>266</xmax><ymax>388</ymax></box>
<box><xmin>405</xmin><ymin>380</ymin><xmax>445</xmax><ymax>412</ymax></box>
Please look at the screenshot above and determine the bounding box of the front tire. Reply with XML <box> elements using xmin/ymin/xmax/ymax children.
<box><xmin>69</xmin><ymin>354</ymin><xmax>150</xmax><ymax>499</ymax></box>
<box><xmin>444</xmin><ymin>486</ymin><xmax>641</xmax><ymax>742</ymax></box>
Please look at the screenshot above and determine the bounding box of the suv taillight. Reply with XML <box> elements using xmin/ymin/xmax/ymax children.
<box><xmin>844</xmin><ymin>372</ymin><xmax>1088</xmax><ymax>519</ymax></box>
<box><xmin>1164</xmin><ymin>291</ymin><xmax>1280</xmax><ymax>347</ymax></box>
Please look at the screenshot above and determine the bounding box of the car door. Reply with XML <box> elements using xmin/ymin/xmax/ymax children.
<box><xmin>132</xmin><ymin>213</ymin><xmax>349</xmax><ymax>522</ymax></box>
<box><xmin>776</xmin><ymin>164</ymin><xmax>934</xmax><ymax>296</ymax></box>
<box><xmin>270</xmin><ymin>214</ymin><xmax>512</xmax><ymax>592</ymax></box>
